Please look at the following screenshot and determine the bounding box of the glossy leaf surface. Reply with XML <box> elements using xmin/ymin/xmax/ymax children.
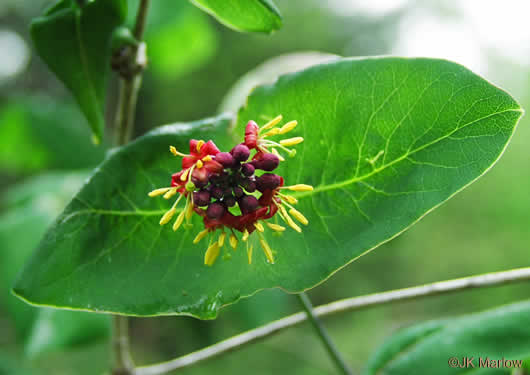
<box><xmin>14</xmin><ymin>58</ymin><xmax>522</xmax><ymax>318</ymax></box>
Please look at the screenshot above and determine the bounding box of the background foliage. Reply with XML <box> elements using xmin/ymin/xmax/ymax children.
<box><xmin>1</xmin><ymin>0</ymin><xmax>529</xmax><ymax>374</ymax></box>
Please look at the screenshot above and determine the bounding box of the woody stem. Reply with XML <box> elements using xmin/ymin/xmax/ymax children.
<box><xmin>296</xmin><ymin>292</ymin><xmax>354</xmax><ymax>375</ymax></box>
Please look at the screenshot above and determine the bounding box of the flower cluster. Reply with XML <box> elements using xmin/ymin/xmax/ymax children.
<box><xmin>148</xmin><ymin>115</ymin><xmax>313</xmax><ymax>266</ymax></box>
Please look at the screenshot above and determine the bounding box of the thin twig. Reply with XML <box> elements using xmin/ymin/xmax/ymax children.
<box><xmin>134</xmin><ymin>267</ymin><xmax>530</xmax><ymax>375</ymax></box>
<box><xmin>113</xmin><ymin>0</ymin><xmax>150</xmax><ymax>146</ymax></box>
<box><xmin>297</xmin><ymin>292</ymin><xmax>353</xmax><ymax>375</ymax></box>
<box><xmin>112</xmin><ymin>315</ymin><xmax>134</xmax><ymax>375</ymax></box>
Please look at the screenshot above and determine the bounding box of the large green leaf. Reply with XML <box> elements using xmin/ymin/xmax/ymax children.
<box><xmin>0</xmin><ymin>173</ymin><xmax>109</xmax><ymax>357</ymax></box>
<box><xmin>13</xmin><ymin>58</ymin><xmax>522</xmax><ymax>318</ymax></box>
<box><xmin>30</xmin><ymin>0</ymin><xmax>127</xmax><ymax>143</ymax></box>
<box><xmin>363</xmin><ymin>301</ymin><xmax>530</xmax><ymax>375</ymax></box>
<box><xmin>190</xmin><ymin>0</ymin><xmax>282</xmax><ymax>33</ymax></box>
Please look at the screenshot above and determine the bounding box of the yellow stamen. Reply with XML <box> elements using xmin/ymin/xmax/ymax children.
<box><xmin>280</xmin><ymin>137</ymin><xmax>304</xmax><ymax>146</ymax></box>
<box><xmin>204</xmin><ymin>242</ymin><xmax>221</xmax><ymax>266</ymax></box>
<box><xmin>229</xmin><ymin>234</ymin><xmax>238</xmax><ymax>250</ymax></box>
<box><xmin>196</xmin><ymin>140</ymin><xmax>205</xmax><ymax>152</ymax></box>
<box><xmin>279</xmin><ymin>205</ymin><xmax>302</xmax><ymax>233</ymax></box>
<box><xmin>196</xmin><ymin>159</ymin><xmax>204</xmax><ymax>169</ymax></box>
<box><xmin>180</xmin><ymin>168</ymin><xmax>190</xmax><ymax>181</ymax></box>
<box><xmin>271</xmin><ymin>148</ymin><xmax>285</xmax><ymax>161</ymax></box>
<box><xmin>242</xmin><ymin>229</ymin><xmax>249</xmax><ymax>241</ymax></box>
<box><xmin>280</xmin><ymin>193</ymin><xmax>298</xmax><ymax>205</ymax></box>
<box><xmin>202</xmin><ymin>155</ymin><xmax>212</xmax><ymax>162</ymax></box>
<box><xmin>260</xmin><ymin>115</ymin><xmax>283</xmax><ymax>132</ymax></box>
<box><xmin>266</xmin><ymin>223</ymin><xmax>286</xmax><ymax>232</ymax></box>
<box><xmin>289</xmin><ymin>208</ymin><xmax>308</xmax><ymax>225</ymax></box>
<box><xmin>159</xmin><ymin>208</ymin><xmax>176</xmax><ymax>225</ymax></box>
<box><xmin>148</xmin><ymin>187</ymin><xmax>171</xmax><ymax>197</ymax></box>
<box><xmin>262</xmin><ymin>128</ymin><xmax>281</xmax><ymax>137</ymax></box>
<box><xmin>279</xmin><ymin>120</ymin><xmax>298</xmax><ymax>134</ymax></box>
<box><xmin>170</xmin><ymin>146</ymin><xmax>189</xmax><ymax>157</ymax></box>
<box><xmin>193</xmin><ymin>229</ymin><xmax>209</xmax><ymax>244</ymax></box>
<box><xmin>283</xmin><ymin>184</ymin><xmax>313</xmax><ymax>192</ymax></box>
<box><xmin>254</xmin><ymin>222</ymin><xmax>265</xmax><ymax>233</ymax></box>
<box><xmin>259</xmin><ymin>237</ymin><xmax>275</xmax><ymax>264</ymax></box>
<box><xmin>163</xmin><ymin>187</ymin><xmax>177</xmax><ymax>199</ymax></box>
<box><xmin>247</xmin><ymin>243</ymin><xmax>253</xmax><ymax>264</ymax></box>
<box><xmin>172</xmin><ymin>210</ymin><xmax>186</xmax><ymax>231</ymax></box>
<box><xmin>218</xmin><ymin>232</ymin><xmax>226</xmax><ymax>247</ymax></box>
<box><xmin>185</xmin><ymin>198</ymin><xmax>194</xmax><ymax>220</ymax></box>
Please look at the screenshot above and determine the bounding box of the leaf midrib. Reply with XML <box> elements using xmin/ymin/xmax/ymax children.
<box><xmin>64</xmin><ymin>108</ymin><xmax>520</xmax><ymax>219</ymax></box>
<box><xmin>293</xmin><ymin>107</ymin><xmax>521</xmax><ymax>198</ymax></box>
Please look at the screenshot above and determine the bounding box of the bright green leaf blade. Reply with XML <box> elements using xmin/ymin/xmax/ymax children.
<box><xmin>234</xmin><ymin>57</ymin><xmax>523</xmax><ymax>292</ymax></box>
<box><xmin>363</xmin><ymin>301</ymin><xmax>530</xmax><ymax>375</ymax></box>
<box><xmin>190</xmin><ymin>0</ymin><xmax>282</xmax><ymax>33</ymax></box>
<box><xmin>0</xmin><ymin>173</ymin><xmax>109</xmax><ymax>356</ymax></box>
<box><xmin>12</xmin><ymin>58</ymin><xmax>523</xmax><ymax>319</ymax></box>
<box><xmin>30</xmin><ymin>0</ymin><xmax>127</xmax><ymax>142</ymax></box>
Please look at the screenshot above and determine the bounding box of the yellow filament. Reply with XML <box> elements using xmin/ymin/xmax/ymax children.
<box><xmin>280</xmin><ymin>194</ymin><xmax>298</xmax><ymax>204</ymax></box>
<box><xmin>202</xmin><ymin>155</ymin><xmax>213</xmax><ymax>162</ymax></box>
<box><xmin>242</xmin><ymin>229</ymin><xmax>249</xmax><ymax>241</ymax></box>
<box><xmin>159</xmin><ymin>208</ymin><xmax>176</xmax><ymax>225</ymax></box>
<box><xmin>196</xmin><ymin>140</ymin><xmax>205</xmax><ymax>151</ymax></box>
<box><xmin>279</xmin><ymin>120</ymin><xmax>298</xmax><ymax>134</ymax></box>
<box><xmin>262</xmin><ymin>128</ymin><xmax>281</xmax><ymax>137</ymax></box>
<box><xmin>289</xmin><ymin>208</ymin><xmax>308</xmax><ymax>225</ymax></box>
<box><xmin>279</xmin><ymin>205</ymin><xmax>302</xmax><ymax>233</ymax></box>
<box><xmin>229</xmin><ymin>234</ymin><xmax>238</xmax><ymax>250</ymax></box>
<box><xmin>196</xmin><ymin>160</ymin><xmax>204</xmax><ymax>169</ymax></box>
<box><xmin>254</xmin><ymin>222</ymin><xmax>265</xmax><ymax>233</ymax></box>
<box><xmin>193</xmin><ymin>229</ymin><xmax>209</xmax><ymax>244</ymax></box>
<box><xmin>283</xmin><ymin>184</ymin><xmax>313</xmax><ymax>192</ymax></box>
<box><xmin>271</xmin><ymin>148</ymin><xmax>285</xmax><ymax>161</ymax></box>
<box><xmin>148</xmin><ymin>187</ymin><xmax>171</xmax><ymax>197</ymax></box>
<box><xmin>185</xmin><ymin>198</ymin><xmax>194</xmax><ymax>220</ymax></box>
<box><xmin>180</xmin><ymin>168</ymin><xmax>190</xmax><ymax>181</ymax></box>
<box><xmin>172</xmin><ymin>210</ymin><xmax>186</xmax><ymax>231</ymax></box>
<box><xmin>247</xmin><ymin>243</ymin><xmax>253</xmax><ymax>264</ymax></box>
<box><xmin>279</xmin><ymin>137</ymin><xmax>304</xmax><ymax>146</ymax></box>
<box><xmin>163</xmin><ymin>187</ymin><xmax>177</xmax><ymax>199</ymax></box>
<box><xmin>260</xmin><ymin>115</ymin><xmax>283</xmax><ymax>131</ymax></box>
<box><xmin>266</xmin><ymin>223</ymin><xmax>286</xmax><ymax>232</ymax></box>
<box><xmin>218</xmin><ymin>232</ymin><xmax>226</xmax><ymax>247</ymax></box>
<box><xmin>259</xmin><ymin>238</ymin><xmax>275</xmax><ymax>264</ymax></box>
<box><xmin>204</xmin><ymin>242</ymin><xmax>220</xmax><ymax>266</ymax></box>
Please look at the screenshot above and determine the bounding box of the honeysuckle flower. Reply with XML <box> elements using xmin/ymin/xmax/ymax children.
<box><xmin>148</xmin><ymin>115</ymin><xmax>313</xmax><ymax>266</ymax></box>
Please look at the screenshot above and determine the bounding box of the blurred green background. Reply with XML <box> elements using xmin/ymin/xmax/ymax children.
<box><xmin>1</xmin><ymin>0</ymin><xmax>529</xmax><ymax>374</ymax></box>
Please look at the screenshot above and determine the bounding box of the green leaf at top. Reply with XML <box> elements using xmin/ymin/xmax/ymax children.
<box><xmin>363</xmin><ymin>300</ymin><xmax>530</xmax><ymax>375</ymax></box>
<box><xmin>13</xmin><ymin>58</ymin><xmax>522</xmax><ymax>318</ymax></box>
<box><xmin>30</xmin><ymin>0</ymin><xmax>127</xmax><ymax>143</ymax></box>
<box><xmin>190</xmin><ymin>0</ymin><xmax>282</xmax><ymax>33</ymax></box>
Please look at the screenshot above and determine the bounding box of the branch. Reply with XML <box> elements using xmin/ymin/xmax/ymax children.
<box><xmin>134</xmin><ymin>267</ymin><xmax>530</xmax><ymax>375</ymax></box>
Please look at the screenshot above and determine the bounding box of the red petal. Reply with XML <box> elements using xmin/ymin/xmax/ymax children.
<box><xmin>182</xmin><ymin>157</ymin><xmax>196</xmax><ymax>168</ymax></box>
<box><xmin>201</xmin><ymin>140</ymin><xmax>220</xmax><ymax>157</ymax></box>
<box><xmin>204</xmin><ymin>160</ymin><xmax>223</xmax><ymax>174</ymax></box>
<box><xmin>244</xmin><ymin>120</ymin><xmax>259</xmax><ymax>149</ymax></box>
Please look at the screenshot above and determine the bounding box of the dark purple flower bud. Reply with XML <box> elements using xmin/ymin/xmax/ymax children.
<box><xmin>215</xmin><ymin>152</ymin><xmax>236</xmax><ymax>168</ymax></box>
<box><xmin>193</xmin><ymin>190</ymin><xmax>211</xmax><ymax>206</ymax></box>
<box><xmin>252</xmin><ymin>153</ymin><xmax>279</xmax><ymax>171</ymax></box>
<box><xmin>233</xmin><ymin>186</ymin><xmax>244</xmax><ymax>198</ymax></box>
<box><xmin>256</xmin><ymin>173</ymin><xmax>282</xmax><ymax>192</ymax></box>
<box><xmin>239</xmin><ymin>195</ymin><xmax>259</xmax><ymax>214</ymax></box>
<box><xmin>211</xmin><ymin>186</ymin><xmax>224</xmax><ymax>199</ymax></box>
<box><xmin>206</xmin><ymin>202</ymin><xmax>226</xmax><ymax>219</ymax></box>
<box><xmin>241</xmin><ymin>163</ymin><xmax>255</xmax><ymax>176</ymax></box>
<box><xmin>241</xmin><ymin>178</ymin><xmax>256</xmax><ymax>193</ymax></box>
<box><xmin>224</xmin><ymin>196</ymin><xmax>236</xmax><ymax>207</ymax></box>
<box><xmin>230</xmin><ymin>144</ymin><xmax>250</xmax><ymax>162</ymax></box>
